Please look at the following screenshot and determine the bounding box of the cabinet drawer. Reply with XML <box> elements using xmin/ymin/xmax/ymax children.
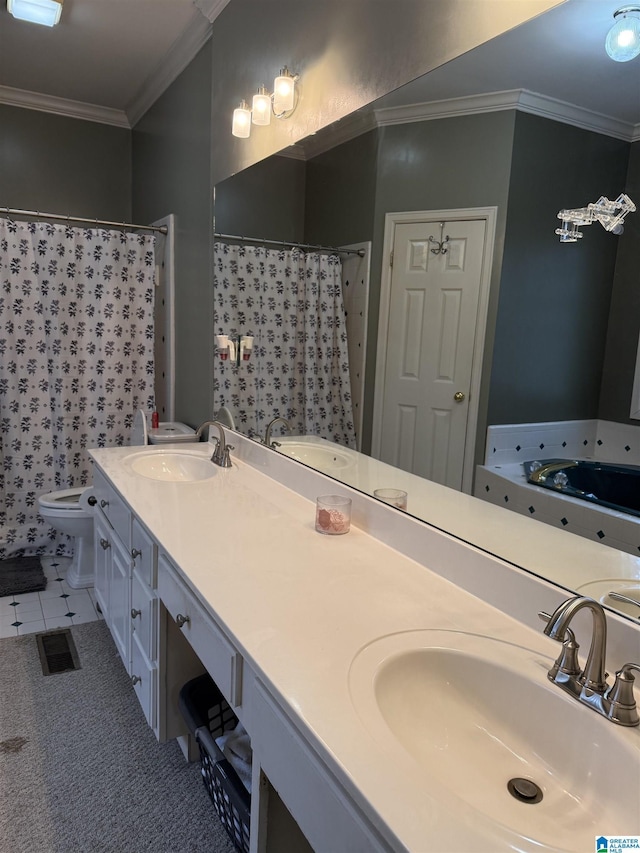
<box><xmin>92</xmin><ymin>467</ymin><xmax>131</xmax><ymax>548</ymax></box>
<box><xmin>132</xmin><ymin>518</ymin><xmax>157</xmax><ymax>589</ymax></box>
<box><xmin>131</xmin><ymin>569</ymin><xmax>158</xmax><ymax>662</ymax></box>
<box><xmin>158</xmin><ymin>554</ymin><xmax>242</xmax><ymax>709</ymax></box>
<box><xmin>131</xmin><ymin>632</ymin><xmax>157</xmax><ymax>730</ymax></box>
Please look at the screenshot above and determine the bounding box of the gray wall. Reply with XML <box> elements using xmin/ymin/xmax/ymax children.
<box><xmin>208</xmin><ymin>0</ymin><xmax>560</xmax><ymax>183</ymax></box>
<box><xmin>304</xmin><ymin>130</ymin><xmax>379</xmax><ymax>247</ymax></box>
<box><xmin>215</xmin><ymin>155</ymin><xmax>306</xmax><ymax>242</ymax></box>
<box><xmin>130</xmin><ymin>0</ymin><xmax>560</xmax><ymax>426</ymax></box>
<box><xmin>0</xmin><ymin>104</ymin><xmax>131</xmax><ymax>219</ymax></box>
<box><xmin>599</xmin><ymin>141</ymin><xmax>640</xmax><ymax>424</ymax></box>
<box><xmin>131</xmin><ymin>42</ymin><xmax>213</xmax><ymax>428</ymax></box>
<box><xmin>490</xmin><ymin>112</ymin><xmax>630</xmax><ymax>426</ymax></box>
<box><xmin>368</xmin><ymin>112</ymin><xmax>516</xmax><ymax>455</ymax></box>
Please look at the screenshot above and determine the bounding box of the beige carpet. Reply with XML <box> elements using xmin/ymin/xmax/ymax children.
<box><xmin>0</xmin><ymin>620</ymin><xmax>237</xmax><ymax>853</ymax></box>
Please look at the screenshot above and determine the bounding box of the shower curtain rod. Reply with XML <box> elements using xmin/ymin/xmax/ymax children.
<box><xmin>214</xmin><ymin>231</ymin><xmax>366</xmax><ymax>257</ymax></box>
<box><xmin>1</xmin><ymin>206</ymin><xmax>168</xmax><ymax>235</ymax></box>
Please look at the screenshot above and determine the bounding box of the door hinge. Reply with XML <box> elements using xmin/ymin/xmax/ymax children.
<box><xmin>389</xmin><ymin>250</ymin><xmax>394</xmax><ymax>268</ymax></box>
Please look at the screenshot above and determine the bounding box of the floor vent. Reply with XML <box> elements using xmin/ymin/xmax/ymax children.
<box><xmin>36</xmin><ymin>629</ymin><xmax>81</xmax><ymax>676</ymax></box>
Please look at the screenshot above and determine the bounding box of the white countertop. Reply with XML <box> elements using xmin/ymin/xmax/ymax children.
<box><xmin>90</xmin><ymin>437</ymin><xmax>640</xmax><ymax>853</ymax></box>
<box><xmin>276</xmin><ymin>436</ymin><xmax>640</xmax><ymax>597</ymax></box>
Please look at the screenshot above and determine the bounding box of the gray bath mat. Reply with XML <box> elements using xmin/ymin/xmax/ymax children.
<box><xmin>0</xmin><ymin>556</ymin><xmax>47</xmax><ymax>597</ymax></box>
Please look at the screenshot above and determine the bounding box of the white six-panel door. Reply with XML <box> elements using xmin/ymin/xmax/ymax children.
<box><xmin>375</xmin><ymin>215</ymin><xmax>491</xmax><ymax>491</ymax></box>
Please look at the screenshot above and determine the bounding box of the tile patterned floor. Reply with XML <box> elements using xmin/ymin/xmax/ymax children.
<box><xmin>0</xmin><ymin>556</ymin><xmax>102</xmax><ymax>639</ymax></box>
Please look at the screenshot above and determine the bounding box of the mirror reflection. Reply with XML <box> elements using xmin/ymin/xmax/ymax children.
<box><xmin>213</xmin><ymin>0</ymin><xmax>640</xmax><ymax>620</ymax></box>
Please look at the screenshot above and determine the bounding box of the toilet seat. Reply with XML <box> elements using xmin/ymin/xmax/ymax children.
<box><xmin>38</xmin><ymin>487</ymin><xmax>89</xmax><ymax>511</ymax></box>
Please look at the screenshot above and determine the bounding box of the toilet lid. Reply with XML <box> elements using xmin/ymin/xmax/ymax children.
<box><xmin>38</xmin><ymin>487</ymin><xmax>87</xmax><ymax>509</ymax></box>
<box><xmin>130</xmin><ymin>409</ymin><xmax>149</xmax><ymax>446</ymax></box>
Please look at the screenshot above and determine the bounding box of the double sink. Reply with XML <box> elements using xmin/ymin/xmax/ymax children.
<box><xmin>124</xmin><ymin>445</ymin><xmax>640</xmax><ymax>849</ymax></box>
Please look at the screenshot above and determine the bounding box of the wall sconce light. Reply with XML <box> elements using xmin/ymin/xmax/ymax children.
<box><xmin>231</xmin><ymin>101</ymin><xmax>252</xmax><ymax>139</ymax></box>
<box><xmin>605</xmin><ymin>6</ymin><xmax>640</xmax><ymax>62</ymax></box>
<box><xmin>232</xmin><ymin>67</ymin><xmax>299</xmax><ymax>138</ymax></box>
<box><xmin>555</xmin><ymin>193</ymin><xmax>636</xmax><ymax>242</ymax></box>
<box><xmin>7</xmin><ymin>0</ymin><xmax>63</xmax><ymax>26</ymax></box>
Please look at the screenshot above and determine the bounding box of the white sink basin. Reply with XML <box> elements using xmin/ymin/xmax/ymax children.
<box><xmin>127</xmin><ymin>451</ymin><xmax>216</xmax><ymax>482</ymax></box>
<box><xmin>349</xmin><ymin>630</ymin><xmax>639</xmax><ymax>851</ymax></box>
<box><xmin>575</xmin><ymin>578</ymin><xmax>640</xmax><ymax>619</ymax></box>
<box><xmin>276</xmin><ymin>440</ymin><xmax>353</xmax><ymax>470</ymax></box>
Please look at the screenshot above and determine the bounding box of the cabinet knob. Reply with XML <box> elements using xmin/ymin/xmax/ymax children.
<box><xmin>453</xmin><ymin>391</ymin><xmax>466</xmax><ymax>402</ymax></box>
<box><xmin>87</xmin><ymin>495</ymin><xmax>97</xmax><ymax>506</ymax></box>
<box><xmin>131</xmin><ymin>608</ymin><xmax>142</xmax><ymax>620</ymax></box>
<box><xmin>100</xmin><ymin>499</ymin><xmax>109</xmax><ymax>508</ymax></box>
<box><xmin>131</xmin><ymin>675</ymin><xmax>141</xmax><ymax>686</ymax></box>
<box><xmin>99</xmin><ymin>538</ymin><xmax>111</xmax><ymax>550</ymax></box>
<box><xmin>131</xmin><ymin>548</ymin><xmax>142</xmax><ymax>559</ymax></box>
<box><xmin>175</xmin><ymin>613</ymin><xmax>190</xmax><ymax>628</ymax></box>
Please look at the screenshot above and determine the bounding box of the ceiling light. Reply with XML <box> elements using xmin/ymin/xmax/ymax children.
<box><xmin>7</xmin><ymin>0</ymin><xmax>63</xmax><ymax>26</ymax></box>
<box><xmin>605</xmin><ymin>5</ymin><xmax>640</xmax><ymax>62</ymax></box>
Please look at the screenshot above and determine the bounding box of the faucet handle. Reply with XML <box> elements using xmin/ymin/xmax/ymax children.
<box><xmin>605</xmin><ymin>663</ymin><xmax>640</xmax><ymax>726</ymax></box>
<box><xmin>538</xmin><ymin>611</ymin><xmax>582</xmax><ymax>677</ymax></box>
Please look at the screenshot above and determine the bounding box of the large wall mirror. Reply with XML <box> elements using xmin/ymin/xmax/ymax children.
<box><xmin>213</xmin><ymin>0</ymin><xmax>640</xmax><ymax>620</ymax></box>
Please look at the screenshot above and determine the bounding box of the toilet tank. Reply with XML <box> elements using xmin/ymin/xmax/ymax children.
<box><xmin>148</xmin><ymin>422</ymin><xmax>197</xmax><ymax>444</ymax></box>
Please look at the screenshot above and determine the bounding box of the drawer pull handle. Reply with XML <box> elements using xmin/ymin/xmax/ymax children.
<box><xmin>131</xmin><ymin>675</ymin><xmax>141</xmax><ymax>686</ymax></box>
<box><xmin>175</xmin><ymin>613</ymin><xmax>190</xmax><ymax>628</ymax></box>
<box><xmin>99</xmin><ymin>538</ymin><xmax>110</xmax><ymax>550</ymax></box>
<box><xmin>100</xmin><ymin>499</ymin><xmax>109</xmax><ymax>508</ymax></box>
<box><xmin>131</xmin><ymin>608</ymin><xmax>141</xmax><ymax>620</ymax></box>
<box><xmin>131</xmin><ymin>548</ymin><xmax>142</xmax><ymax>559</ymax></box>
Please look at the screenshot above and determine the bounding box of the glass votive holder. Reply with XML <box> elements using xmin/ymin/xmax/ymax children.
<box><xmin>315</xmin><ymin>495</ymin><xmax>352</xmax><ymax>535</ymax></box>
<box><xmin>373</xmin><ymin>488</ymin><xmax>408</xmax><ymax>511</ymax></box>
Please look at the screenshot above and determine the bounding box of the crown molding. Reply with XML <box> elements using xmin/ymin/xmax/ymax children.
<box><xmin>0</xmin><ymin>84</ymin><xmax>129</xmax><ymax>127</ymax></box>
<box><xmin>126</xmin><ymin>12</ymin><xmax>213</xmax><ymax>127</ymax></box>
<box><xmin>374</xmin><ymin>89</ymin><xmax>637</xmax><ymax>143</ymax></box>
<box><xmin>193</xmin><ymin>0</ymin><xmax>231</xmax><ymax>23</ymax></box>
<box><xmin>0</xmin><ymin>1</ymin><xmax>230</xmax><ymax>130</ymax></box>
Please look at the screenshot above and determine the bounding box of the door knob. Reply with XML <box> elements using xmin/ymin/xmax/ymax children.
<box><xmin>454</xmin><ymin>391</ymin><xmax>466</xmax><ymax>402</ymax></box>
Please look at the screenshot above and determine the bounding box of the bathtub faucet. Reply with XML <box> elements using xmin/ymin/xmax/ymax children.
<box><xmin>195</xmin><ymin>420</ymin><xmax>234</xmax><ymax>467</ymax></box>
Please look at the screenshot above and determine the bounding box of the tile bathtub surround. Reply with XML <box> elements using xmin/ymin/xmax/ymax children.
<box><xmin>0</xmin><ymin>556</ymin><xmax>101</xmax><ymax>639</ymax></box>
<box><xmin>485</xmin><ymin>419</ymin><xmax>640</xmax><ymax>467</ymax></box>
<box><xmin>475</xmin><ymin>463</ymin><xmax>640</xmax><ymax>559</ymax></box>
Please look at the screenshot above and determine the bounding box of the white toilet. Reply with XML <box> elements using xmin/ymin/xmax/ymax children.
<box><xmin>37</xmin><ymin>412</ymin><xmax>197</xmax><ymax>590</ymax></box>
<box><xmin>37</xmin><ymin>487</ymin><xmax>95</xmax><ymax>589</ymax></box>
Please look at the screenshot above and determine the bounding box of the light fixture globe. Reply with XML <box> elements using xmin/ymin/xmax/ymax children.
<box><xmin>605</xmin><ymin>5</ymin><xmax>640</xmax><ymax>62</ymax></box>
<box><xmin>273</xmin><ymin>67</ymin><xmax>297</xmax><ymax>115</ymax></box>
<box><xmin>7</xmin><ymin>0</ymin><xmax>63</xmax><ymax>26</ymax></box>
<box><xmin>232</xmin><ymin>101</ymin><xmax>252</xmax><ymax>139</ymax></box>
<box><xmin>251</xmin><ymin>86</ymin><xmax>272</xmax><ymax>126</ymax></box>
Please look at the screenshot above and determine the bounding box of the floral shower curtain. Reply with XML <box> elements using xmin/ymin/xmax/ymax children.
<box><xmin>0</xmin><ymin>218</ymin><xmax>156</xmax><ymax>559</ymax></box>
<box><xmin>213</xmin><ymin>242</ymin><xmax>356</xmax><ymax>447</ymax></box>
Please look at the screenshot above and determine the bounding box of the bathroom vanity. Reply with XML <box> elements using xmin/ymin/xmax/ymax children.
<box><xmin>89</xmin><ymin>432</ymin><xmax>640</xmax><ymax>853</ymax></box>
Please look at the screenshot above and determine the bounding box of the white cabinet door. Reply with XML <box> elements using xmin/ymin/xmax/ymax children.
<box><xmin>93</xmin><ymin>513</ymin><xmax>112</xmax><ymax>620</ymax></box>
<box><xmin>109</xmin><ymin>533</ymin><xmax>132</xmax><ymax>671</ymax></box>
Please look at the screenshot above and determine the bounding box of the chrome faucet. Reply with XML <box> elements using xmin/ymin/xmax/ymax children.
<box><xmin>264</xmin><ymin>416</ymin><xmax>291</xmax><ymax>448</ymax></box>
<box><xmin>195</xmin><ymin>420</ymin><xmax>234</xmax><ymax>467</ymax></box>
<box><xmin>542</xmin><ymin>595</ymin><xmax>640</xmax><ymax>726</ymax></box>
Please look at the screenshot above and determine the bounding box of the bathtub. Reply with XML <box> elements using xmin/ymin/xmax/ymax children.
<box><xmin>524</xmin><ymin>459</ymin><xmax>640</xmax><ymax>518</ymax></box>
